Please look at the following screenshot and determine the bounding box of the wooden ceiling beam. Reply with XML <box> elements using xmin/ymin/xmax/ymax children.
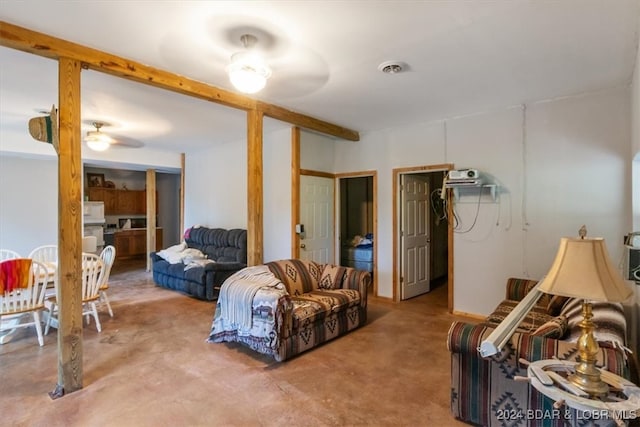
<box><xmin>0</xmin><ymin>21</ymin><xmax>253</xmax><ymax>110</ymax></box>
<box><xmin>0</xmin><ymin>21</ymin><xmax>360</xmax><ymax>141</ymax></box>
<box><xmin>257</xmin><ymin>102</ymin><xmax>359</xmax><ymax>142</ymax></box>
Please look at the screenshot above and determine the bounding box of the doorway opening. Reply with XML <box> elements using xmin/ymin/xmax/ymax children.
<box><xmin>337</xmin><ymin>172</ymin><xmax>377</xmax><ymax>296</ymax></box>
<box><xmin>393</xmin><ymin>165</ymin><xmax>452</xmax><ymax>307</ymax></box>
<box><xmin>82</xmin><ymin>165</ymin><xmax>181</xmax><ymax>271</ymax></box>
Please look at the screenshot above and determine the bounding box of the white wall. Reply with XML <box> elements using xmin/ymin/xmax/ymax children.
<box><xmin>0</xmin><ymin>128</ymin><xmax>183</xmax><ymax>254</ymax></box>
<box><xmin>184</xmin><ymin>141</ymin><xmax>247</xmax><ymax>230</ymax></box>
<box><xmin>0</xmin><ymin>155</ymin><xmax>58</xmax><ymax>256</ymax></box>
<box><xmin>182</xmin><ymin>125</ymin><xmax>299</xmax><ymax>261</ymax></box>
<box><xmin>263</xmin><ymin>126</ymin><xmax>293</xmax><ymax>261</ymax></box>
<box><xmin>0</xmin><ymin>155</ymin><xmax>183</xmax><ymax>255</ymax></box>
<box><xmin>182</xmin><ymin>126</ymin><xmax>336</xmax><ymax>261</ymax></box>
<box><xmin>334</xmin><ymin>87</ymin><xmax>631</xmax><ymax>316</ymax></box>
<box><xmin>157</xmin><ymin>172</ymin><xmax>181</xmax><ymax>246</ymax></box>
<box><xmin>300</xmin><ymin>131</ymin><xmax>335</xmax><ymax>172</ymax></box>
<box><xmin>447</xmin><ymin>108</ymin><xmax>526</xmax><ymax>313</ymax></box>
<box><xmin>628</xmin><ymin>19</ymin><xmax>640</xmax><ymax>370</ymax></box>
<box><xmin>633</xmin><ymin>21</ymin><xmax>640</xmax><ymax>161</ymax></box>
<box><xmin>632</xmin><ymin>24</ymin><xmax>640</xmax><ymax>230</ymax></box>
<box><xmin>525</xmin><ymin>90</ymin><xmax>631</xmax><ymax>275</ymax></box>
<box><xmin>182</xmin><ymin>127</ymin><xmax>336</xmax><ymax>262</ymax></box>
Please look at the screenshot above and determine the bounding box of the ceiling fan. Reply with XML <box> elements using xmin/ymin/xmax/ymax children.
<box><xmin>160</xmin><ymin>16</ymin><xmax>330</xmax><ymax>99</ymax></box>
<box><xmin>84</xmin><ymin>121</ymin><xmax>143</xmax><ymax>151</ymax></box>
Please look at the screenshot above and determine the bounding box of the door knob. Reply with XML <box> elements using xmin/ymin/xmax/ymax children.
<box><xmin>300</xmin><ymin>243</ymin><xmax>306</xmax><ymax>249</ymax></box>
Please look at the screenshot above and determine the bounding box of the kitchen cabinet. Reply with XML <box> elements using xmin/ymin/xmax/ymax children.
<box><xmin>87</xmin><ymin>188</ymin><xmax>152</xmax><ymax>215</ymax></box>
<box><xmin>115</xmin><ymin>228</ymin><xmax>163</xmax><ymax>259</ymax></box>
<box><xmin>117</xmin><ymin>190</ymin><xmax>139</xmax><ymax>214</ymax></box>
<box><xmin>87</xmin><ymin>188</ymin><xmax>117</xmax><ymax>213</ymax></box>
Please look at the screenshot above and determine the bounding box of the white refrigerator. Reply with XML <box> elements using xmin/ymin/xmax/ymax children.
<box><xmin>83</xmin><ymin>201</ymin><xmax>105</xmax><ymax>253</ymax></box>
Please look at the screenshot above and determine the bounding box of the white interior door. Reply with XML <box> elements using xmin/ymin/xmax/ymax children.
<box><xmin>401</xmin><ymin>174</ymin><xmax>431</xmax><ymax>299</ymax></box>
<box><xmin>300</xmin><ymin>175</ymin><xmax>334</xmax><ymax>263</ymax></box>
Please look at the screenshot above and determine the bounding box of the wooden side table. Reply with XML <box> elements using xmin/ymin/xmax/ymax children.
<box><xmin>528</xmin><ymin>359</ymin><xmax>640</xmax><ymax>426</ymax></box>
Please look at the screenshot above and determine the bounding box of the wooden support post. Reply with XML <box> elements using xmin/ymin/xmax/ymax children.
<box><xmin>291</xmin><ymin>127</ymin><xmax>301</xmax><ymax>259</ymax></box>
<box><xmin>146</xmin><ymin>169</ymin><xmax>157</xmax><ymax>272</ymax></box>
<box><xmin>247</xmin><ymin>109</ymin><xmax>263</xmax><ymax>266</ymax></box>
<box><xmin>179</xmin><ymin>153</ymin><xmax>185</xmax><ymax>239</ymax></box>
<box><xmin>52</xmin><ymin>56</ymin><xmax>83</xmax><ymax>398</ymax></box>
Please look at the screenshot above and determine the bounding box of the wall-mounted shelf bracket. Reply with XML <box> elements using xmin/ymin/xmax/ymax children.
<box><xmin>451</xmin><ymin>184</ymin><xmax>498</xmax><ymax>203</ymax></box>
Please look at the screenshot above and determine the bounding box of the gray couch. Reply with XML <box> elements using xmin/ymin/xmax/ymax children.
<box><xmin>150</xmin><ymin>227</ymin><xmax>247</xmax><ymax>300</ymax></box>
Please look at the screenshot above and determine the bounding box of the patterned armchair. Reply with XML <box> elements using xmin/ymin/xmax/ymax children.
<box><xmin>447</xmin><ymin>278</ymin><xmax>634</xmax><ymax>427</ymax></box>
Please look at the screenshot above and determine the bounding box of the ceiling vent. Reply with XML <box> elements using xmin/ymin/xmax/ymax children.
<box><xmin>378</xmin><ymin>61</ymin><xmax>407</xmax><ymax>74</ymax></box>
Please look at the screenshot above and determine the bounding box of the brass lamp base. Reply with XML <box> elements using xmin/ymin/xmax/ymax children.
<box><xmin>568</xmin><ymin>300</ymin><xmax>609</xmax><ymax>398</ymax></box>
<box><xmin>568</xmin><ymin>368</ymin><xmax>609</xmax><ymax>398</ymax></box>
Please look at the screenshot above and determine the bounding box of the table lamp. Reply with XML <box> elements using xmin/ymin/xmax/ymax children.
<box><xmin>537</xmin><ymin>226</ymin><xmax>633</xmax><ymax>397</ymax></box>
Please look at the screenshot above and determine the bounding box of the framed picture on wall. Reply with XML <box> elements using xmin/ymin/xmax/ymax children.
<box><xmin>87</xmin><ymin>173</ymin><xmax>105</xmax><ymax>188</ymax></box>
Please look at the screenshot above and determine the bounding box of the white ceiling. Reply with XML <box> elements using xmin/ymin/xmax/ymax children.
<box><xmin>1</xmin><ymin>1</ymin><xmax>639</xmax><ymax>154</ymax></box>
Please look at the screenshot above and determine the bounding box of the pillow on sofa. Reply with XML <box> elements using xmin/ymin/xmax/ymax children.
<box><xmin>156</xmin><ymin>245</ymin><xmax>206</xmax><ymax>265</ymax></box>
<box><xmin>531</xmin><ymin>315</ymin><xmax>568</xmax><ymax>339</ymax></box>
<box><xmin>319</xmin><ymin>264</ymin><xmax>347</xmax><ymax>290</ymax></box>
<box><xmin>184</xmin><ymin>258</ymin><xmax>215</xmax><ymax>270</ymax></box>
<box><xmin>266</xmin><ymin>259</ymin><xmax>321</xmax><ymax>295</ymax></box>
<box><xmin>181</xmin><ymin>248</ymin><xmax>207</xmax><ymax>264</ymax></box>
<box><xmin>156</xmin><ymin>242</ymin><xmax>187</xmax><ymax>263</ymax></box>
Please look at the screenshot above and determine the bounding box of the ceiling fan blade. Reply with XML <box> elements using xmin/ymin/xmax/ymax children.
<box><xmin>108</xmin><ymin>134</ymin><xmax>144</xmax><ymax>149</ymax></box>
<box><xmin>262</xmin><ymin>47</ymin><xmax>330</xmax><ymax>99</ymax></box>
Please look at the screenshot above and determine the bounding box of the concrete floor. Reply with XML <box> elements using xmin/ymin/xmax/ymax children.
<box><xmin>0</xmin><ymin>260</ymin><xmax>470</xmax><ymax>427</ymax></box>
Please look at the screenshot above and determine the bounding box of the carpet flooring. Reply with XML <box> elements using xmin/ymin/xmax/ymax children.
<box><xmin>0</xmin><ymin>259</ymin><xmax>471</xmax><ymax>427</ymax></box>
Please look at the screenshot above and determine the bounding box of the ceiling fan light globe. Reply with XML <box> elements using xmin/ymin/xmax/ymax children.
<box><xmin>86</xmin><ymin>138</ymin><xmax>110</xmax><ymax>151</ymax></box>
<box><xmin>85</xmin><ymin>129</ymin><xmax>113</xmax><ymax>151</ymax></box>
<box><xmin>227</xmin><ymin>52</ymin><xmax>271</xmax><ymax>94</ymax></box>
<box><xmin>229</xmin><ymin>68</ymin><xmax>268</xmax><ymax>94</ymax></box>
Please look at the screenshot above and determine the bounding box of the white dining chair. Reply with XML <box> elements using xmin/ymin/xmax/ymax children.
<box><xmin>28</xmin><ymin>245</ymin><xmax>58</xmax><ymax>298</ymax></box>
<box><xmin>0</xmin><ymin>259</ymin><xmax>52</xmax><ymax>346</ymax></box>
<box><xmin>45</xmin><ymin>252</ymin><xmax>105</xmax><ymax>334</ymax></box>
<box><xmin>28</xmin><ymin>245</ymin><xmax>58</xmax><ymax>265</ymax></box>
<box><xmin>0</xmin><ymin>249</ymin><xmax>21</xmax><ymax>261</ymax></box>
<box><xmin>98</xmin><ymin>245</ymin><xmax>116</xmax><ymax>317</ymax></box>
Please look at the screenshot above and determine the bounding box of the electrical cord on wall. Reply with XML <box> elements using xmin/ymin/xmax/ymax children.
<box><xmin>430</xmin><ymin>188</ymin><xmax>447</xmax><ymax>223</ymax></box>
<box><xmin>452</xmin><ymin>208</ymin><xmax>460</xmax><ymax>229</ymax></box>
<box><xmin>453</xmin><ymin>184</ymin><xmax>484</xmax><ymax>234</ymax></box>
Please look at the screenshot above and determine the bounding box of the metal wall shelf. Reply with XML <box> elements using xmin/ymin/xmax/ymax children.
<box><xmin>451</xmin><ymin>184</ymin><xmax>498</xmax><ymax>203</ymax></box>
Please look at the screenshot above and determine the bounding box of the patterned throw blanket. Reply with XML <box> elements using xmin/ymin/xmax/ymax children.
<box><xmin>0</xmin><ymin>258</ymin><xmax>32</xmax><ymax>293</ymax></box>
<box><xmin>218</xmin><ymin>265</ymin><xmax>284</xmax><ymax>330</ymax></box>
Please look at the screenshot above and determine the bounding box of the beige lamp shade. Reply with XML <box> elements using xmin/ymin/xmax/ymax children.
<box><xmin>538</xmin><ymin>237</ymin><xmax>632</xmax><ymax>302</ymax></box>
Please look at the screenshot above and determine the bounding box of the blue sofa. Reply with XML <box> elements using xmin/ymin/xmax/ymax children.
<box><xmin>150</xmin><ymin>227</ymin><xmax>247</xmax><ymax>300</ymax></box>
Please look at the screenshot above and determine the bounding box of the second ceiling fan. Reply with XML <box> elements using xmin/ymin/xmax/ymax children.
<box><xmin>84</xmin><ymin>121</ymin><xmax>143</xmax><ymax>151</ymax></box>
